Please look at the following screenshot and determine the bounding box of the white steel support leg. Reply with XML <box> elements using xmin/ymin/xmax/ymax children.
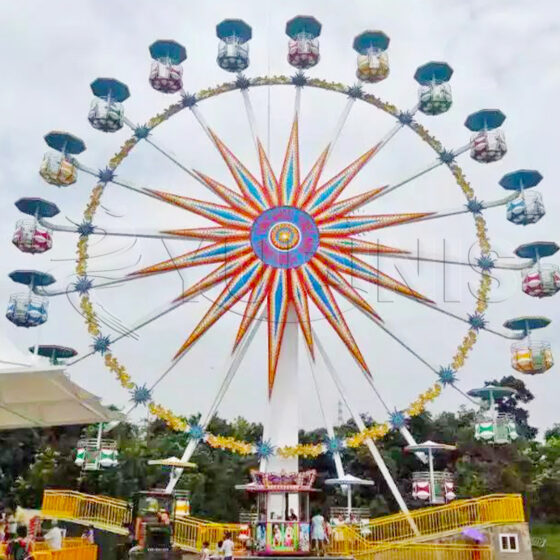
<box><xmin>313</xmin><ymin>333</ymin><xmax>419</xmax><ymax>536</ymax></box>
<box><xmin>305</xmin><ymin>344</ymin><xmax>345</xmax><ymax>478</ymax></box>
<box><xmin>428</xmin><ymin>449</ymin><xmax>435</xmax><ymax>505</ymax></box>
<box><xmin>264</xmin><ymin>306</ymin><xmax>299</xmax><ymax>517</ymax></box>
<box><xmin>166</xmin><ymin>312</ymin><xmax>263</xmax><ymax>493</ymax></box>
<box><xmin>265</xmin><ymin>306</ymin><xmax>299</xmax><ymax>474</ymax></box>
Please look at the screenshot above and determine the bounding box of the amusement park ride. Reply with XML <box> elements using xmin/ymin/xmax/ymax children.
<box><xmin>8</xmin><ymin>14</ymin><xmax>558</xmax><ymax>559</ymax></box>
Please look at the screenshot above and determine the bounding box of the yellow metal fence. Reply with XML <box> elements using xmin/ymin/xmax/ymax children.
<box><xmin>356</xmin><ymin>493</ymin><xmax>525</xmax><ymax>548</ymax></box>
<box><xmin>355</xmin><ymin>543</ymin><xmax>493</xmax><ymax>560</ymax></box>
<box><xmin>42</xmin><ymin>489</ymin><xmax>130</xmax><ymax>533</ymax></box>
<box><xmin>41</xmin><ymin>490</ymin><xmax>525</xmax><ymax>555</ymax></box>
<box><xmin>0</xmin><ymin>540</ymin><xmax>96</xmax><ymax>560</ymax></box>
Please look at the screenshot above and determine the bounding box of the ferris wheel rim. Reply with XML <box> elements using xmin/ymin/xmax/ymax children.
<box><xmin>69</xmin><ymin>73</ymin><xmax>493</xmax><ymax>455</ymax></box>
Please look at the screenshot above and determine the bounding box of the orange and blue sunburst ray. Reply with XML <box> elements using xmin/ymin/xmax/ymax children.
<box><xmin>174</xmin><ymin>258</ymin><xmax>263</xmax><ymax>360</ymax></box>
<box><xmin>318</xmin><ymin>212</ymin><xmax>433</xmax><ymax>236</ymax></box>
<box><xmin>234</xmin><ymin>266</ymin><xmax>276</xmax><ymax>349</ymax></box>
<box><xmin>288</xmin><ymin>268</ymin><xmax>314</xmax><ymax>357</ymax></box>
<box><xmin>321</xmin><ymin>238</ymin><xmax>409</xmax><ymax>256</ymax></box>
<box><xmin>267</xmin><ymin>270</ymin><xmax>290</xmax><ymax>395</ymax></box>
<box><xmin>314</xmin><ymin>186</ymin><xmax>387</xmax><ymax>222</ymax></box>
<box><xmin>175</xmin><ymin>252</ymin><xmax>257</xmax><ymax>302</ymax></box>
<box><xmin>193</xmin><ymin>171</ymin><xmax>259</xmax><ymax>217</ymax></box>
<box><xmin>300</xmin><ymin>264</ymin><xmax>370</xmax><ymax>375</ymax></box>
<box><xmin>129</xmin><ymin>240</ymin><xmax>251</xmax><ymax>277</ymax></box>
<box><xmin>147</xmin><ymin>189</ymin><xmax>253</xmax><ymax>230</ymax></box>
<box><xmin>316</xmin><ymin>245</ymin><xmax>433</xmax><ymax>303</ymax></box>
<box><xmin>303</xmin><ymin>145</ymin><xmax>379</xmax><ymax>216</ymax></box>
<box><xmin>208</xmin><ymin>129</ymin><xmax>268</xmax><ymax>212</ymax></box>
<box><xmin>309</xmin><ymin>258</ymin><xmax>380</xmax><ymax>321</ymax></box>
<box><xmin>292</xmin><ymin>146</ymin><xmax>329</xmax><ymax>207</ymax></box>
<box><xmin>278</xmin><ymin>116</ymin><xmax>300</xmax><ymax>206</ymax></box>
<box><xmin>160</xmin><ymin>226</ymin><xmax>250</xmax><ymax>242</ymax></box>
<box><xmin>257</xmin><ymin>140</ymin><xmax>279</xmax><ymax>206</ymax></box>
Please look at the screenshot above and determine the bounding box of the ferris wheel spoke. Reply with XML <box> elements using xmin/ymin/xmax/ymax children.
<box><xmin>318</xmin><ymin>212</ymin><xmax>433</xmax><ymax>236</ymax></box>
<box><xmin>368</xmin><ymin>250</ymin><xmax>532</xmax><ymax>271</ymax></box>
<box><xmin>397</xmin><ymin>294</ymin><xmax>524</xmax><ymax>340</ymax></box>
<box><xmin>330</xmin><ymin>236</ymin><xmax>532</xmax><ymax>271</ymax></box>
<box><xmin>189</xmin><ymin>105</ymin><xmax>268</xmax><ymax>211</ymax></box>
<box><xmin>38</xmin><ymin>218</ymin><xmax>247</xmax><ymax>243</ymax></box>
<box><xmin>354</xmin><ymin>143</ymin><xmax>471</xmax><ymax>206</ymax></box>
<box><xmin>233</xmin><ymin>267</ymin><xmax>275</xmax><ymax>350</ymax></box>
<box><xmin>316</xmin><ymin>245</ymin><xmax>433</xmax><ymax>303</ymax></box>
<box><xmin>166</xmin><ymin>309</ymin><xmax>265</xmax><ymax>492</ymax></box>
<box><xmin>39</xmin><ymin>242</ymin><xmax>250</xmax><ymax>297</ymax></box>
<box><xmin>130</xmin><ymin>240</ymin><xmax>251</xmax><ymax>277</ymax></box>
<box><xmin>76</xmin><ymin>160</ymin><xmax>255</xmax><ymax>227</ymax></box>
<box><xmin>300</xmin><ymin>264</ymin><xmax>370</xmax><ymax>375</ymax></box>
<box><xmin>349</xmin><ymin>192</ymin><xmax>520</xmax><ymax>231</ymax></box>
<box><xmin>173</xmin><ymin>258</ymin><xmax>263</xmax><ymax>360</ymax></box>
<box><xmin>312</xmin><ymin>331</ymin><xmax>419</xmax><ymax>531</ymax></box>
<box><xmin>124</xmin><ymin>118</ymin><xmax>260</xmax><ymax>213</ymax></box>
<box><xmin>304</xmin><ymin>345</ymin><xmax>345</xmax><ymax>478</ymax></box>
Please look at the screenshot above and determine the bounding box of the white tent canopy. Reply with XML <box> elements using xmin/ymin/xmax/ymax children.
<box><xmin>0</xmin><ymin>329</ymin><xmax>122</xmax><ymax>429</ymax></box>
<box><xmin>0</xmin><ymin>366</ymin><xmax>123</xmax><ymax>429</ymax></box>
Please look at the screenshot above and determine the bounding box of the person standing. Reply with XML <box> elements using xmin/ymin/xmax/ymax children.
<box><xmin>311</xmin><ymin>511</ymin><xmax>326</xmax><ymax>556</ymax></box>
<box><xmin>81</xmin><ymin>525</ymin><xmax>95</xmax><ymax>544</ymax></box>
<box><xmin>200</xmin><ymin>540</ymin><xmax>211</xmax><ymax>560</ymax></box>
<box><xmin>6</xmin><ymin>526</ymin><xmax>32</xmax><ymax>560</ymax></box>
<box><xmin>44</xmin><ymin>520</ymin><xmax>63</xmax><ymax>551</ymax></box>
<box><xmin>7</xmin><ymin>512</ymin><xmax>17</xmax><ymax>536</ymax></box>
<box><xmin>221</xmin><ymin>532</ymin><xmax>234</xmax><ymax>560</ymax></box>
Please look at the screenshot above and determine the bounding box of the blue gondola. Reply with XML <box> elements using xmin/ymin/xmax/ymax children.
<box><xmin>6</xmin><ymin>271</ymin><xmax>55</xmax><ymax>328</ymax></box>
<box><xmin>500</xmin><ymin>170</ymin><xmax>545</xmax><ymax>225</ymax></box>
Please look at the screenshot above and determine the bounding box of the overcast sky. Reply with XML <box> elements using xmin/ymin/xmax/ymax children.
<box><xmin>0</xmin><ymin>0</ymin><xmax>559</xmax><ymax>440</ymax></box>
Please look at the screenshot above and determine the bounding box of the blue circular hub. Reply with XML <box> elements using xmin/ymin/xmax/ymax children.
<box><xmin>250</xmin><ymin>206</ymin><xmax>319</xmax><ymax>269</ymax></box>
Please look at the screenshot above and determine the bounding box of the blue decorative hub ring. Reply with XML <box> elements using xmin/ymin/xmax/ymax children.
<box><xmin>250</xmin><ymin>206</ymin><xmax>319</xmax><ymax>269</ymax></box>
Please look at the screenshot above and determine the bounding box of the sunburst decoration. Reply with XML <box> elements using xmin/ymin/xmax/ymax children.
<box><xmin>129</xmin><ymin>113</ymin><xmax>433</xmax><ymax>394</ymax></box>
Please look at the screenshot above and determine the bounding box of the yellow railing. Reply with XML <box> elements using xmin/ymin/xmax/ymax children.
<box><xmin>353</xmin><ymin>493</ymin><xmax>525</xmax><ymax>549</ymax></box>
<box><xmin>42</xmin><ymin>489</ymin><xmax>130</xmax><ymax>533</ymax></box>
<box><xmin>355</xmin><ymin>543</ymin><xmax>493</xmax><ymax>560</ymax></box>
<box><xmin>174</xmin><ymin>516</ymin><xmax>248</xmax><ymax>552</ymax></box>
<box><xmin>41</xmin><ymin>490</ymin><xmax>524</xmax><ymax>555</ymax></box>
<box><xmin>0</xmin><ymin>540</ymin><xmax>96</xmax><ymax>560</ymax></box>
<box><xmin>32</xmin><ymin>544</ymin><xmax>97</xmax><ymax>560</ymax></box>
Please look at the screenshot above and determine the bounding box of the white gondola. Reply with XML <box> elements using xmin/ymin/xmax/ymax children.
<box><xmin>216</xmin><ymin>19</ymin><xmax>252</xmax><ymax>72</ymax></box>
<box><xmin>468</xmin><ymin>386</ymin><xmax>519</xmax><ymax>445</ymax></box>
<box><xmin>286</xmin><ymin>16</ymin><xmax>322</xmax><ymax>70</ymax></box>
<box><xmin>149</xmin><ymin>40</ymin><xmax>187</xmax><ymax>94</ymax></box>
<box><xmin>405</xmin><ymin>441</ymin><xmax>456</xmax><ymax>505</ymax></box>
<box><xmin>12</xmin><ymin>219</ymin><xmax>52</xmax><ymax>254</ymax></box>
<box><xmin>505</xmin><ymin>316</ymin><xmax>554</xmax><ymax>375</ymax></box>
<box><xmin>353</xmin><ymin>31</ymin><xmax>390</xmax><ymax>83</ymax></box>
<box><xmin>465</xmin><ymin>110</ymin><xmax>507</xmax><ymax>163</ymax></box>
<box><xmin>88</xmin><ymin>78</ymin><xmax>130</xmax><ymax>132</ymax></box>
<box><xmin>39</xmin><ymin>132</ymin><xmax>85</xmax><ymax>187</ymax></box>
<box><xmin>414</xmin><ymin>62</ymin><xmax>454</xmax><ymax>116</ymax></box>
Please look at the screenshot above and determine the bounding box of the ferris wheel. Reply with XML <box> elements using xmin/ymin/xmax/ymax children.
<box><xmin>9</xmin><ymin>17</ymin><xmax>558</xmax><ymax>519</ymax></box>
